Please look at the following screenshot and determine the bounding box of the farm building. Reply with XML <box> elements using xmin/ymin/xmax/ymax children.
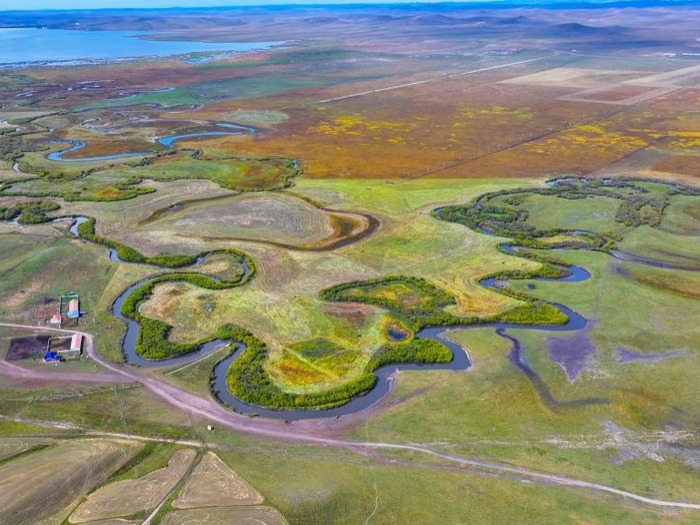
<box><xmin>43</xmin><ymin>351</ymin><xmax>60</xmax><ymax>363</ymax></box>
<box><xmin>70</xmin><ymin>333</ymin><xmax>83</xmax><ymax>353</ymax></box>
<box><xmin>67</xmin><ymin>298</ymin><xmax>80</xmax><ymax>319</ymax></box>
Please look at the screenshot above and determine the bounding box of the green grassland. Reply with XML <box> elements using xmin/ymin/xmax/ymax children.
<box><xmin>134</xmin><ymin>178</ymin><xmax>531</xmax><ymax>392</ymax></box>
<box><xmin>617</xmin><ymin>226</ymin><xmax>700</xmax><ymax>267</ymax></box>
<box><xmin>4</xmin><ymin>151</ymin><xmax>297</xmax><ymax>201</ymax></box>
<box><xmin>4</xmin><ymin>170</ymin><xmax>154</xmax><ymax>202</ymax></box>
<box><xmin>349</xmin><ymin>246</ymin><xmax>700</xmax><ymax>499</ymax></box>
<box><xmin>0</xmin><ymin>171</ymin><xmax>698</xmax><ymax>520</ymax></box>
<box><xmin>103</xmin><ymin>153</ymin><xmax>298</xmax><ymax>192</ymax></box>
<box><xmin>659</xmin><ymin>194</ymin><xmax>700</xmax><ymax>235</ymax></box>
<box><xmin>0</xmin><ymin>231</ymin><xmax>117</xmax><ymax>321</ymax></box>
<box><xmin>0</xmin><ymin>413</ymin><xmax>691</xmax><ymax>525</ymax></box>
<box><xmin>78</xmin><ymin>69</ymin><xmax>383</xmax><ymax>110</ymax></box>
<box><xmin>508</xmin><ymin>193</ymin><xmax>624</xmax><ymax>233</ymax></box>
<box><xmin>0</xmin><ymin>380</ymin><xmax>695</xmax><ymax>525</ymax></box>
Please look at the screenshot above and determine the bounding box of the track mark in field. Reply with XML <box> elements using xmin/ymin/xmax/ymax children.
<box><xmin>362</xmin><ymin>421</ymin><xmax>380</xmax><ymax>525</ymax></box>
<box><xmin>314</xmin><ymin>57</ymin><xmax>548</xmax><ymax>104</ymax></box>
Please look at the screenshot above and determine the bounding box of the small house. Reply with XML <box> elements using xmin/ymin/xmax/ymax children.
<box><xmin>70</xmin><ymin>333</ymin><xmax>83</xmax><ymax>353</ymax></box>
<box><xmin>43</xmin><ymin>351</ymin><xmax>61</xmax><ymax>363</ymax></box>
<box><xmin>67</xmin><ymin>298</ymin><xmax>80</xmax><ymax>319</ymax></box>
<box><xmin>49</xmin><ymin>314</ymin><xmax>62</xmax><ymax>326</ymax></box>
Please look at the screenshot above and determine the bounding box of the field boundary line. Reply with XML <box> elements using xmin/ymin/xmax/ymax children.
<box><xmin>142</xmin><ymin>448</ymin><xmax>203</xmax><ymax>525</ymax></box>
<box><xmin>314</xmin><ymin>56</ymin><xmax>548</xmax><ymax>104</ymax></box>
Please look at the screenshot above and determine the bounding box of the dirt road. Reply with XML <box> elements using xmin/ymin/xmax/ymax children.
<box><xmin>1</xmin><ymin>322</ymin><xmax>700</xmax><ymax>511</ymax></box>
<box><xmin>314</xmin><ymin>57</ymin><xmax>547</xmax><ymax>104</ymax></box>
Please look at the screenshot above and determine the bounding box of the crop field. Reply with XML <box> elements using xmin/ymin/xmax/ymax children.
<box><xmin>174</xmin><ymin>451</ymin><xmax>264</xmax><ymax>508</ymax></box>
<box><xmin>0</xmin><ymin>437</ymin><xmax>55</xmax><ymax>461</ymax></box>
<box><xmin>0</xmin><ymin>439</ymin><xmax>142</xmax><ymax>525</ymax></box>
<box><xmin>70</xmin><ymin>448</ymin><xmax>196</xmax><ymax>523</ymax></box>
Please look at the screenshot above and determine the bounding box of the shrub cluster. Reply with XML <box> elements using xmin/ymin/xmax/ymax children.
<box><xmin>0</xmin><ymin>200</ymin><xmax>60</xmax><ymax>224</ymax></box>
<box><xmin>433</xmin><ymin>176</ymin><xmax>693</xmax><ymax>251</ymax></box>
<box><xmin>367</xmin><ymin>338</ymin><xmax>452</xmax><ymax>370</ymax></box>
<box><xmin>320</xmin><ymin>275</ymin><xmax>459</xmax><ymax>327</ymax></box>
<box><xmin>222</xmin><ymin>328</ymin><xmax>453</xmax><ymax>410</ymax></box>
<box><xmin>224</xmin><ymin>326</ymin><xmax>378</xmax><ymax>410</ymax></box>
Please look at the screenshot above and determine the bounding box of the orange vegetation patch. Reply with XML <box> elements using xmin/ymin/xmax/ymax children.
<box><xmin>59</xmin><ymin>139</ymin><xmax>156</xmax><ymax>159</ymax></box>
<box><xmin>212</xmin><ymin>80</ymin><xmax>609</xmax><ymax>179</ymax></box>
<box><xmin>324</xmin><ymin>303</ymin><xmax>375</xmax><ymax>327</ymax></box>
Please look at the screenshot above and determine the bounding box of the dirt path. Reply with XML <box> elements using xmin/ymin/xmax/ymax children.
<box><xmin>1</xmin><ymin>322</ymin><xmax>700</xmax><ymax>511</ymax></box>
<box><xmin>314</xmin><ymin>57</ymin><xmax>547</xmax><ymax>104</ymax></box>
<box><xmin>0</xmin><ymin>359</ymin><xmax>131</xmax><ymax>385</ymax></box>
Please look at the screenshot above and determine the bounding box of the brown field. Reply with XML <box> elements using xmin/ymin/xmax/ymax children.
<box><xmin>5</xmin><ymin>336</ymin><xmax>50</xmax><ymax>361</ymax></box>
<box><xmin>173</xmin><ymin>452</ymin><xmax>264</xmax><ymax>509</ymax></box>
<box><xmin>161</xmin><ymin>506</ymin><xmax>288</xmax><ymax>525</ymax></box>
<box><xmin>70</xmin><ymin>448</ymin><xmax>196</xmax><ymax>524</ymax></box>
<box><xmin>0</xmin><ymin>439</ymin><xmax>142</xmax><ymax>525</ymax></box>
<box><xmin>615</xmin><ymin>264</ymin><xmax>700</xmax><ymax>301</ymax></box>
<box><xmin>653</xmin><ymin>155</ymin><xmax>700</xmax><ymax>178</ymax></box>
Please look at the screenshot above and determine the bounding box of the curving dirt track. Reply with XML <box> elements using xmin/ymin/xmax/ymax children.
<box><xmin>0</xmin><ymin>358</ymin><xmax>132</xmax><ymax>385</ymax></box>
<box><xmin>1</xmin><ymin>322</ymin><xmax>700</xmax><ymax>511</ymax></box>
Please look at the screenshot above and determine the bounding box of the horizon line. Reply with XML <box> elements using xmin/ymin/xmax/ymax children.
<box><xmin>0</xmin><ymin>0</ymin><xmax>695</xmax><ymax>14</ymax></box>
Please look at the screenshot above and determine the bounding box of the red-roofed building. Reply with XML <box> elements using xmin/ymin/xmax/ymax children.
<box><xmin>70</xmin><ymin>333</ymin><xmax>83</xmax><ymax>352</ymax></box>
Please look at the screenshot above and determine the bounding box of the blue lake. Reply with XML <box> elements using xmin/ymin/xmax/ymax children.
<box><xmin>0</xmin><ymin>28</ymin><xmax>280</xmax><ymax>67</ymax></box>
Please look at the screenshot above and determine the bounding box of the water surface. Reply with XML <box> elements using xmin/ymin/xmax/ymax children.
<box><xmin>0</xmin><ymin>28</ymin><xmax>279</xmax><ymax>67</ymax></box>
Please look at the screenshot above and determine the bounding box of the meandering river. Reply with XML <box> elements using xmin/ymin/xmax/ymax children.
<box><xmin>46</xmin><ymin>123</ymin><xmax>255</xmax><ymax>162</ymax></box>
<box><xmin>75</xmin><ymin>203</ymin><xmax>593</xmax><ymax>420</ymax></box>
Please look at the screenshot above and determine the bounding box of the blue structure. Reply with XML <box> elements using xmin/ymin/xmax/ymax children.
<box><xmin>43</xmin><ymin>351</ymin><xmax>61</xmax><ymax>363</ymax></box>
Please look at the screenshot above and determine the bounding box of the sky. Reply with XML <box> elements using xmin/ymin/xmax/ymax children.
<box><xmin>1</xmin><ymin>0</ymin><xmax>505</xmax><ymax>10</ymax></box>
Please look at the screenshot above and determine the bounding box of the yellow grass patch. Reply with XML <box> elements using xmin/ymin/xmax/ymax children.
<box><xmin>70</xmin><ymin>449</ymin><xmax>196</xmax><ymax>524</ymax></box>
<box><xmin>174</xmin><ymin>452</ymin><xmax>264</xmax><ymax>509</ymax></box>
